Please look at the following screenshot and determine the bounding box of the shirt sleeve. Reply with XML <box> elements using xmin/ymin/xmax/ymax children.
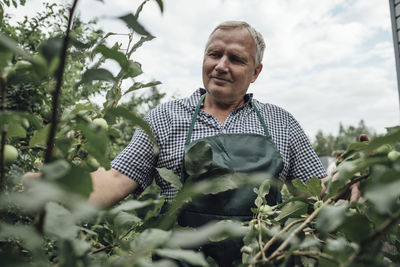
<box><xmin>287</xmin><ymin>115</ymin><xmax>327</xmax><ymax>182</ymax></box>
<box><xmin>111</xmin><ymin>115</ymin><xmax>158</xmax><ymax>195</ymax></box>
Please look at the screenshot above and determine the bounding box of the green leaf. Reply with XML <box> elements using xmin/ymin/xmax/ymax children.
<box><xmin>124</xmin><ymin>81</ymin><xmax>161</xmax><ymax>95</ymax></box>
<box><xmin>203</xmin><ymin>170</ymin><xmax>237</xmax><ymax>194</ymax></box>
<box><xmin>29</xmin><ymin>123</ymin><xmax>51</xmax><ymax>148</ymax></box>
<box><xmin>341</xmin><ymin>141</ymin><xmax>369</xmax><ymax>159</ymax></box>
<box><xmin>113</xmin><ymin>211</ymin><xmax>142</xmax><ymax>228</ymax></box>
<box><xmin>128</xmin><ymin>35</ymin><xmax>155</xmax><ymax>56</ymax></box>
<box><xmin>155</xmin><ymin>249</ymin><xmax>208</xmax><ymax>267</ymax></box>
<box><xmin>39</xmin><ymin>37</ymin><xmax>62</xmax><ymax>64</ymax></box>
<box><xmin>316</xmin><ymin>203</ymin><xmax>348</xmax><ymax>234</ymax></box>
<box><xmin>0</xmin><ymin>181</ymin><xmax>63</xmax><ymax>212</ymax></box>
<box><xmin>0</xmin><ymin>33</ymin><xmax>28</xmax><ymax>58</ymax></box>
<box><xmin>95</xmin><ymin>44</ymin><xmax>130</xmax><ymax>69</ymax></box>
<box><xmin>364</xmin><ymin>179</ymin><xmax>400</xmax><ymax>214</ymax></box>
<box><xmin>44</xmin><ymin>202</ymin><xmax>78</xmax><ymax>239</ymax></box>
<box><xmin>184</xmin><ymin>141</ymin><xmax>213</xmax><ymax>176</ymax></box>
<box><xmin>123</xmin><ymin>60</ymin><xmax>143</xmax><ymax>78</ymax></box>
<box><xmin>71</xmin><ymin>239</ymin><xmax>91</xmax><ymax>257</ymax></box>
<box><xmin>0</xmin><ymin>112</ymin><xmax>32</xmax><ymax>138</ymax></box>
<box><xmin>6</xmin><ymin>120</ymin><xmax>26</xmax><ymax>138</ymax></box>
<box><xmin>292</xmin><ymin>177</ymin><xmax>322</xmax><ymax>197</ymax></box>
<box><xmin>134</xmin><ymin>0</ymin><xmax>148</xmax><ymax>18</ymax></box>
<box><xmin>75</xmin><ymin>68</ymin><xmax>116</xmax><ymax>88</ymax></box>
<box><xmin>119</xmin><ymin>13</ymin><xmax>153</xmax><ymax>37</ymax></box>
<box><xmin>154</xmin><ymin>0</ymin><xmax>164</xmax><ymax>13</ymax></box>
<box><xmin>167</xmin><ymin>221</ymin><xmax>247</xmax><ymax>248</ymax></box>
<box><xmin>58</xmin><ymin>165</ymin><xmax>93</xmax><ymax>197</ymax></box>
<box><xmin>76</xmin><ymin>122</ymin><xmax>110</xmax><ymax>169</ymax></box>
<box><xmin>275</xmin><ymin>200</ymin><xmax>308</xmax><ymax>221</ymax></box>
<box><xmin>130</xmin><ymin>228</ymin><xmax>171</xmax><ymax>252</ymax></box>
<box><xmin>42</xmin><ymin>160</ymin><xmax>93</xmax><ymax>197</ymax></box>
<box><xmin>338</xmin><ymin>213</ymin><xmax>372</xmax><ymax>243</ymax></box>
<box><xmin>105</xmin><ymin>106</ymin><xmax>157</xmax><ymax>153</ymax></box>
<box><xmin>363</xmin><ymin>128</ymin><xmax>400</xmax><ymax>153</ymax></box>
<box><xmin>42</xmin><ymin>159</ymin><xmax>70</xmax><ymax>181</ymax></box>
<box><xmin>0</xmin><ymin>224</ymin><xmax>43</xmax><ymax>252</ymax></box>
<box><xmin>157</xmin><ymin>168</ymin><xmax>182</xmax><ymax>190</ymax></box>
<box><xmin>111</xmin><ymin>199</ymin><xmax>152</xmax><ymax>214</ymax></box>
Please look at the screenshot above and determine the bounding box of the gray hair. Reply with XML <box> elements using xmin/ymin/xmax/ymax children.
<box><xmin>205</xmin><ymin>21</ymin><xmax>266</xmax><ymax>67</ymax></box>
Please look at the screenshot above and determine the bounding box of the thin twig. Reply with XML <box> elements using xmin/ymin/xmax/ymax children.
<box><xmin>266</xmin><ymin>198</ymin><xmax>333</xmax><ymax>262</ymax></box>
<box><xmin>44</xmin><ymin>0</ymin><xmax>79</xmax><ymax>162</ymax></box>
<box><xmin>117</xmin><ymin>32</ymin><xmax>133</xmax><ymax>90</ymax></box>
<box><xmin>0</xmin><ymin>75</ymin><xmax>7</xmax><ymax>190</ymax></box>
<box><xmin>90</xmin><ymin>243</ymin><xmax>116</xmax><ymax>254</ymax></box>
<box><xmin>257</xmin><ymin>213</ymin><xmax>267</xmax><ymax>261</ymax></box>
<box><xmin>275</xmin><ymin>250</ymin><xmax>344</xmax><ymax>267</ymax></box>
<box><xmin>252</xmin><ymin>217</ymin><xmax>305</xmax><ymax>262</ymax></box>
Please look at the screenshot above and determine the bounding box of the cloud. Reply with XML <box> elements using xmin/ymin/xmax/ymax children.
<box><xmin>5</xmin><ymin>0</ymin><xmax>399</xmax><ymax>138</ymax></box>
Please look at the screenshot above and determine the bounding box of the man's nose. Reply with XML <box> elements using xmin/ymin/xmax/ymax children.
<box><xmin>215</xmin><ymin>56</ymin><xmax>229</xmax><ymax>72</ymax></box>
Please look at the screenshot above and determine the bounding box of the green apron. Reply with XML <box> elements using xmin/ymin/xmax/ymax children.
<box><xmin>177</xmin><ymin>94</ymin><xmax>284</xmax><ymax>266</ymax></box>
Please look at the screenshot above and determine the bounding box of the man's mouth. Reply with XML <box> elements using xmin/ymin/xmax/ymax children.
<box><xmin>211</xmin><ymin>76</ymin><xmax>231</xmax><ymax>82</ymax></box>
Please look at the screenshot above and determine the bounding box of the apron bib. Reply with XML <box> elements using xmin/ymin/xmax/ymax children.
<box><xmin>177</xmin><ymin>94</ymin><xmax>284</xmax><ymax>266</ymax></box>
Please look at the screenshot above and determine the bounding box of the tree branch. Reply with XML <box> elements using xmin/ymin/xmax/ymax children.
<box><xmin>44</xmin><ymin>0</ymin><xmax>79</xmax><ymax>162</ymax></box>
<box><xmin>275</xmin><ymin>250</ymin><xmax>344</xmax><ymax>267</ymax></box>
<box><xmin>265</xmin><ymin>173</ymin><xmax>370</xmax><ymax>263</ymax></box>
<box><xmin>252</xmin><ymin>218</ymin><xmax>305</xmax><ymax>262</ymax></box>
<box><xmin>0</xmin><ymin>76</ymin><xmax>6</xmax><ymax>190</ymax></box>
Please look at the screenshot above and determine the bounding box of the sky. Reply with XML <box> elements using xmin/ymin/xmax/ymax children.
<box><xmin>6</xmin><ymin>0</ymin><xmax>400</xmax><ymax>139</ymax></box>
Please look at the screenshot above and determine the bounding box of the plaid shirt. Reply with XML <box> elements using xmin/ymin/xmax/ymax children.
<box><xmin>112</xmin><ymin>88</ymin><xmax>327</xmax><ymax>201</ymax></box>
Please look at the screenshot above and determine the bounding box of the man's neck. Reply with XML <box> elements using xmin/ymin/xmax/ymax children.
<box><xmin>202</xmin><ymin>94</ymin><xmax>245</xmax><ymax>124</ymax></box>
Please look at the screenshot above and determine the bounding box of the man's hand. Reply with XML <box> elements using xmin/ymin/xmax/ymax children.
<box><xmin>22</xmin><ymin>168</ymin><xmax>138</xmax><ymax>207</ymax></box>
<box><xmin>320</xmin><ymin>134</ymin><xmax>369</xmax><ymax>202</ymax></box>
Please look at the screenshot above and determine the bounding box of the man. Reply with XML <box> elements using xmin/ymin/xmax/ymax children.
<box><xmin>89</xmin><ymin>21</ymin><xmax>326</xmax><ymax>207</ymax></box>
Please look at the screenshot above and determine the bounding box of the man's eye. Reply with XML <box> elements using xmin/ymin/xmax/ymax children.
<box><xmin>208</xmin><ymin>52</ymin><xmax>220</xmax><ymax>57</ymax></box>
<box><xmin>231</xmin><ymin>56</ymin><xmax>245</xmax><ymax>64</ymax></box>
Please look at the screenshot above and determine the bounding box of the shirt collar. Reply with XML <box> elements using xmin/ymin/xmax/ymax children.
<box><xmin>184</xmin><ymin>88</ymin><xmax>254</xmax><ymax>109</ymax></box>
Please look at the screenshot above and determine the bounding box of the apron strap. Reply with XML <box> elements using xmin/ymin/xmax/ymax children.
<box><xmin>185</xmin><ymin>94</ymin><xmax>206</xmax><ymax>145</ymax></box>
<box><xmin>252</xmin><ymin>101</ymin><xmax>270</xmax><ymax>137</ymax></box>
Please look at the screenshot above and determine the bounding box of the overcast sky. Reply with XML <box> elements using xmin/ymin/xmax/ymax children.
<box><xmin>7</xmin><ymin>0</ymin><xmax>400</xmax><ymax>138</ymax></box>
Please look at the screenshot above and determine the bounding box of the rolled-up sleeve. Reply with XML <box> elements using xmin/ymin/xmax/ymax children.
<box><xmin>287</xmin><ymin>115</ymin><xmax>327</xmax><ymax>182</ymax></box>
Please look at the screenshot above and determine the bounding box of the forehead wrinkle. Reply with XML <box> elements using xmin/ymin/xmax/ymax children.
<box><xmin>206</xmin><ymin>28</ymin><xmax>257</xmax><ymax>64</ymax></box>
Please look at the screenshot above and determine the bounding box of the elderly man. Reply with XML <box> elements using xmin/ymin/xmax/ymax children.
<box><xmin>83</xmin><ymin>21</ymin><xmax>328</xmax><ymax>266</ymax></box>
<box><xmin>90</xmin><ymin>21</ymin><xmax>327</xmax><ymax>207</ymax></box>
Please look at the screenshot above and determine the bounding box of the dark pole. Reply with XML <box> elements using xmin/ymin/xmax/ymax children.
<box><xmin>389</xmin><ymin>0</ymin><xmax>400</xmax><ymax>117</ymax></box>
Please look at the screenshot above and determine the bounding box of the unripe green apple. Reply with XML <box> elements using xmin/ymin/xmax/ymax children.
<box><xmin>240</xmin><ymin>246</ymin><xmax>253</xmax><ymax>254</ymax></box>
<box><xmin>375</xmin><ymin>144</ymin><xmax>392</xmax><ymax>155</ymax></box>
<box><xmin>259</xmin><ymin>205</ymin><xmax>273</xmax><ymax>214</ymax></box>
<box><xmin>93</xmin><ymin>118</ymin><xmax>108</xmax><ymax>131</ymax></box>
<box><xmin>388</xmin><ymin>150</ymin><xmax>400</xmax><ymax>162</ymax></box>
<box><xmin>4</xmin><ymin>145</ymin><xmax>18</xmax><ymax>164</ymax></box>
<box><xmin>21</xmin><ymin>118</ymin><xmax>30</xmax><ymax>129</ymax></box>
<box><xmin>33</xmin><ymin>158</ymin><xmax>43</xmax><ymax>169</ymax></box>
<box><xmin>86</xmin><ymin>155</ymin><xmax>100</xmax><ymax>172</ymax></box>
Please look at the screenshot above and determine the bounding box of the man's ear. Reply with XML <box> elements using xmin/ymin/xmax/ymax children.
<box><xmin>251</xmin><ymin>63</ymin><xmax>263</xmax><ymax>83</ymax></box>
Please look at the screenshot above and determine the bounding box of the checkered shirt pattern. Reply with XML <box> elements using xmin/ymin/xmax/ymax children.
<box><xmin>112</xmin><ymin>88</ymin><xmax>327</xmax><ymax>201</ymax></box>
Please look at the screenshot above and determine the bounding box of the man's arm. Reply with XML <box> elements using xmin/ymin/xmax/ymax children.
<box><xmin>24</xmin><ymin>168</ymin><xmax>138</xmax><ymax>207</ymax></box>
<box><xmin>89</xmin><ymin>168</ymin><xmax>138</xmax><ymax>207</ymax></box>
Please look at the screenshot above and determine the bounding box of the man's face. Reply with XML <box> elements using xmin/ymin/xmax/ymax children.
<box><xmin>202</xmin><ymin>27</ymin><xmax>262</xmax><ymax>104</ymax></box>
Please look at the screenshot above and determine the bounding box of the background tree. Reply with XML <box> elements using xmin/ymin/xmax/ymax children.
<box><xmin>313</xmin><ymin>119</ymin><xmax>376</xmax><ymax>157</ymax></box>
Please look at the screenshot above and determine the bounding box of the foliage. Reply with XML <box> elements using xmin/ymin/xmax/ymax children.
<box><xmin>313</xmin><ymin>120</ymin><xmax>376</xmax><ymax>157</ymax></box>
<box><xmin>0</xmin><ymin>1</ymin><xmax>400</xmax><ymax>267</ymax></box>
